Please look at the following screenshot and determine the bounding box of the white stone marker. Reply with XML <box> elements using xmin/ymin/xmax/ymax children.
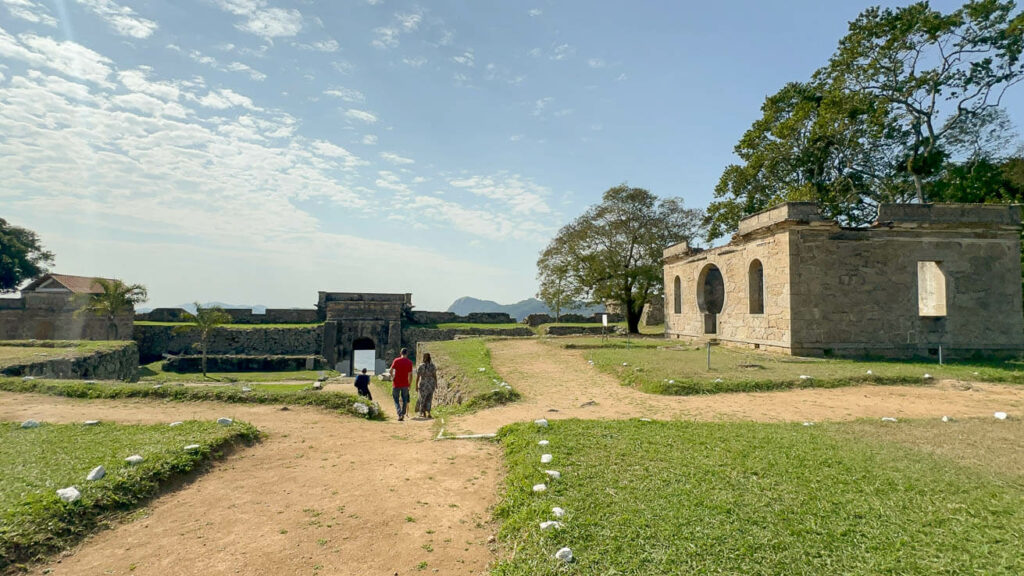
<box><xmin>125</xmin><ymin>455</ymin><xmax>144</xmax><ymax>465</ymax></box>
<box><xmin>56</xmin><ymin>487</ymin><xmax>81</xmax><ymax>503</ymax></box>
<box><xmin>353</xmin><ymin>402</ymin><xmax>370</xmax><ymax>415</ymax></box>
<box><xmin>540</xmin><ymin>521</ymin><xmax>563</xmax><ymax>530</ymax></box>
<box><xmin>20</xmin><ymin>420</ymin><xmax>40</xmax><ymax>429</ymax></box>
<box><xmin>799</xmin><ymin>375</ymin><xmax>811</xmax><ymax>380</ymax></box>
<box><xmin>802</xmin><ymin>422</ymin><xmax>814</xmax><ymax>426</ymax></box>
<box><xmin>169</xmin><ymin>421</ymin><xmax>183</xmax><ymax>427</ymax></box>
<box><xmin>532</xmin><ymin>483</ymin><xmax>547</xmax><ymax>492</ymax></box>
<box><xmin>865</xmin><ymin>370</ymin><xmax>873</xmax><ymax>375</ymax></box>
<box><xmin>86</xmin><ymin>466</ymin><xmax>105</xmax><ymax>481</ymax></box>
<box><xmin>994</xmin><ymin>412</ymin><xmax>1008</xmax><ymax>420</ymax></box>
<box><xmin>83</xmin><ymin>420</ymin><xmax>100</xmax><ymax>426</ymax></box>
<box><xmin>534</xmin><ymin>419</ymin><xmax>549</xmax><ymax>427</ymax></box>
<box><xmin>184</xmin><ymin>444</ymin><xmax>201</xmax><ymax>451</ymax></box>
<box><xmin>923</xmin><ymin>374</ymin><xmax>933</xmax><ymax>380</ymax></box>
<box><xmin>241</xmin><ymin>386</ymin><xmax>252</xmax><ymax>392</ymax></box>
<box><xmin>540</xmin><ymin>454</ymin><xmax>553</xmax><ymax>464</ymax></box>
<box><xmin>941</xmin><ymin>415</ymin><xmax>950</xmax><ymax>422</ymax></box>
<box><xmin>551</xmin><ymin>507</ymin><xmax>565</xmax><ymax>518</ymax></box>
<box><xmin>554</xmin><ymin>547</ymin><xmax>573</xmax><ymax>562</ymax></box>
<box><xmin>217</xmin><ymin>417</ymin><xmax>233</xmax><ymax>426</ymax></box>
<box><xmin>545</xmin><ymin>470</ymin><xmax>561</xmax><ymax>480</ymax></box>
<box><xmin>881</xmin><ymin>417</ymin><xmax>898</xmax><ymax>422</ymax></box>
<box><xmin>538</xmin><ymin>440</ymin><xmax>550</xmax><ymax>446</ymax></box>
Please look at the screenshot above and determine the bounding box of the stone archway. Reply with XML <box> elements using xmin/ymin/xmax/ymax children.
<box><xmin>697</xmin><ymin>264</ymin><xmax>725</xmax><ymax>334</ymax></box>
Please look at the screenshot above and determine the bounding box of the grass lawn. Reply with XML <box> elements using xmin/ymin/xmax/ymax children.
<box><xmin>494</xmin><ymin>418</ymin><xmax>1024</xmax><ymax>575</ymax></box>
<box><xmin>0</xmin><ymin>341</ymin><xmax>132</xmax><ymax>369</ymax></box>
<box><xmin>560</xmin><ymin>337</ymin><xmax>1024</xmax><ymax>395</ymax></box>
<box><xmin>0</xmin><ymin>420</ymin><xmax>258</xmax><ymax>570</ymax></box>
<box><xmin>0</xmin><ymin>378</ymin><xmax>383</xmax><ymax>420</ymax></box>
<box><xmin>134</xmin><ymin>321</ymin><xmax>322</xmax><ymax>329</ymax></box>
<box><xmin>137</xmin><ymin>360</ymin><xmax>339</xmax><ymax>383</ymax></box>
<box><xmin>415</xmin><ymin>338</ymin><xmax>518</xmax><ymax>413</ymax></box>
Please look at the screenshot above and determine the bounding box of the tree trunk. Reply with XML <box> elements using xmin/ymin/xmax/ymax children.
<box><xmin>201</xmin><ymin>339</ymin><xmax>208</xmax><ymax>377</ymax></box>
<box><xmin>913</xmin><ymin>173</ymin><xmax>924</xmax><ymax>203</ymax></box>
<box><xmin>625</xmin><ymin>298</ymin><xmax>641</xmax><ymax>334</ymax></box>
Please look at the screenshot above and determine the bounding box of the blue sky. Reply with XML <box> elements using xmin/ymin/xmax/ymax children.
<box><xmin>2</xmin><ymin>0</ymin><xmax>1021</xmax><ymax>310</ymax></box>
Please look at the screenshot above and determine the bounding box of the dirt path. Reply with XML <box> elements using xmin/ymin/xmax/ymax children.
<box><xmin>0</xmin><ymin>393</ymin><xmax>500</xmax><ymax>576</ymax></box>
<box><xmin>445</xmin><ymin>339</ymin><xmax>1024</xmax><ymax>434</ymax></box>
<box><xmin>4</xmin><ymin>338</ymin><xmax>1023</xmax><ymax>575</ymax></box>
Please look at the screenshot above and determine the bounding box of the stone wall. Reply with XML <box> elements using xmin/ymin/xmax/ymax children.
<box><xmin>407</xmin><ymin>311</ymin><xmax>516</xmax><ymax>325</ymax></box>
<box><xmin>545</xmin><ymin>325</ymin><xmax>611</xmax><ymax>336</ymax></box>
<box><xmin>522</xmin><ymin>313</ymin><xmax>553</xmax><ymax>327</ymax></box>
<box><xmin>663</xmin><ymin>202</ymin><xmax>1024</xmax><ymax>358</ymax></box>
<box><xmin>402</xmin><ymin>326</ymin><xmax>534</xmax><ymax>361</ymax></box>
<box><xmin>0</xmin><ymin>303</ymin><xmax>132</xmax><ymax>341</ymax></box>
<box><xmin>136</xmin><ymin>307</ymin><xmax>319</xmax><ymax>324</ymax></box>
<box><xmin>0</xmin><ymin>342</ymin><xmax>138</xmax><ymax>380</ymax></box>
<box><xmin>641</xmin><ymin>294</ymin><xmax>665</xmax><ymax>326</ymax></box>
<box><xmin>162</xmin><ymin>354</ymin><xmax>326</xmax><ymax>373</ymax></box>
<box><xmin>134</xmin><ymin>324</ymin><xmax>322</xmax><ymax>363</ymax></box>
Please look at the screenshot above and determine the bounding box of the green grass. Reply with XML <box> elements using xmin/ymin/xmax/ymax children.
<box><xmin>0</xmin><ymin>378</ymin><xmax>383</xmax><ymax>420</ymax></box>
<box><xmin>134</xmin><ymin>321</ymin><xmax>322</xmax><ymax>329</ymax></box>
<box><xmin>560</xmin><ymin>337</ymin><xmax>1024</xmax><ymax>395</ymax></box>
<box><xmin>137</xmin><ymin>360</ymin><xmax>339</xmax><ymax>383</ymax></box>
<box><xmin>494</xmin><ymin>418</ymin><xmax>1024</xmax><ymax>575</ymax></box>
<box><xmin>0</xmin><ymin>419</ymin><xmax>258</xmax><ymax>570</ymax></box>
<box><xmin>0</xmin><ymin>341</ymin><xmax>132</xmax><ymax>369</ymax></box>
<box><xmin>417</xmin><ymin>339</ymin><xmax>519</xmax><ymax>413</ymax></box>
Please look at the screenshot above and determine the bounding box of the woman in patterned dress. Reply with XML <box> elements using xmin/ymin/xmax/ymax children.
<box><xmin>414</xmin><ymin>353</ymin><xmax>438</xmax><ymax>419</ymax></box>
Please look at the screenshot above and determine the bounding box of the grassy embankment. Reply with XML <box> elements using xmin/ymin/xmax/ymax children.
<box><xmin>558</xmin><ymin>336</ymin><xmax>1024</xmax><ymax>395</ymax></box>
<box><xmin>392</xmin><ymin>338</ymin><xmax>518</xmax><ymax>415</ymax></box>
<box><xmin>0</xmin><ymin>341</ymin><xmax>131</xmax><ymax>370</ymax></box>
<box><xmin>494</xmin><ymin>417</ymin><xmax>1024</xmax><ymax>575</ymax></box>
<box><xmin>0</xmin><ymin>377</ymin><xmax>381</xmax><ymax>420</ymax></box>
<box><xmin>137</xmin><ymin>360</ymin><xmax>339</xmax><ymax>384</ymax></box>
<box><xmin>0</xmin><ymin>420</ymin><xmax>258</xmax><ymax>572</ymax></box>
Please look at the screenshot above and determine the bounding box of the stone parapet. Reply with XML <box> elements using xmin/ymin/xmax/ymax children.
<box><xmin>736</xmin><ymin>202</ymin><xmax>825</xmax><ymax>237</ymax></box>
<box><xmin>876</xmin><ymin>203</ymin><xmax>1022</xmax><ymax>227</ymax></box>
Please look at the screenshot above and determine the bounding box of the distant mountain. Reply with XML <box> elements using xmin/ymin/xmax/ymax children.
<box><xmin>446</xmin><ymin>296</ymin><xmax>603</xmax><ymax>321</ymax></box>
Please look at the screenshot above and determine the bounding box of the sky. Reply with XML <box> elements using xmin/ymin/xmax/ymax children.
<box><xmin>2</xmin><ymin>0</ymin><xmax>1022</xmax><ymax>311</ymax></box>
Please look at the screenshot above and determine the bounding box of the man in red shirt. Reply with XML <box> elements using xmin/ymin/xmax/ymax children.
<box><xmin>389</xmin><ymin>348</ymin><xmax>414</xmax><ymax>421</ymax></box>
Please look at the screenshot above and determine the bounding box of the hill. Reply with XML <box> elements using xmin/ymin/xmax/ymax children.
<box><xmin>446</xmin><ymin>296</ymin><xmax>603</xmax><ymax>321</ymax></box>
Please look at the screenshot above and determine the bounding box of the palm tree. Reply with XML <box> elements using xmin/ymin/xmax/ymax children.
<box><xmin>77</xmin><ymin>279</ymin><xmax>148</xmax><ymax>339</ymax></box>
<box><xmin>175</xmin><ymin>303</ymin><xmax>232</xmax><ymax>377</ymax></box>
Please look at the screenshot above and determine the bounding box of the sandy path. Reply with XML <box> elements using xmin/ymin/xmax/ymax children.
<box><xmin>445</xmin><ymin>339</ymin><xmax>1024</xmax><ymax>434</ymax></box>
<box><xmin>0</xmin><ymin>393</ymin><xmax>500</xmax><ymax>576</ymax></box>
<box><xmin>4</xmin><ymin>339</ymin><xmax>1023</xmax><ymax>574</ymax></box>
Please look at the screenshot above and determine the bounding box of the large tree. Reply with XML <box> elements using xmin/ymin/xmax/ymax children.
<box><xmin>76</xmin><ymin>279</ymin><xmax>148</xmax><ymax>339</ymax></box>
<box><xmin>0</xmin><ymin>218</ymin><xmax>54</xmax><ymax>293</ymax></box>
<box><xmin>706</xmin><ymin>0</ymin><xmax>1024</xmax><ymax>241</ymax></box>
<box><xmin>537</xmin><ymin>185</ymin><xmax>704</xmax><ymax>334</ymax></box>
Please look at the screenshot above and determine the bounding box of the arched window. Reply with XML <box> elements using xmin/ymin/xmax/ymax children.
<box><xmin>748</xmin><ymin>259</ymin><xmax>764</xmax><ymax>314</ymax></box>
<box><xmin>673</xmin><ymin>276</ymin><xmax>681</xmax><ymax>314</ymax></box>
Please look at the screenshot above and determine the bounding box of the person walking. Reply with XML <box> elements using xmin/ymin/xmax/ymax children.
<box><xmin>414</xmin><ymin>353</ymin><xmax>438</xmax><ymax>419</ymax></box>
<box><xmin>389</xmin><ymin>348</ymin><xmax>414</xmax><ymax>421</ymax></box>
<box><xmin>353</xmin><ymin>368</ymin><xmax>372</xmax><ymax>400</ymax></box>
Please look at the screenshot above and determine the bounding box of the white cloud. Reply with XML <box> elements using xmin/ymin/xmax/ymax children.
<box><xmin>311</xmin><ymin>140</ymin><xmax>365</xmax><ymax>169</ymax></box>
<box><xmin>212</xmin><ymin>1</ymin><xmax>302</xmax><ymax>39</ymax></box>
<box><xmin>118</xmin><ymin>68</ymin><xmax>182</xmax><ymax>101</ymax></box>
<box><xmin>362</xmin><ymin>134</ymin><xmax>378</xmax><ymax>145</ymax></box>
<box><xmin>366</xmin><ymin>0</ymin><xmax>383</xmax><ymax>4</ymax></box>
<box><xmin>402</xmin><ymin>56</ymin><xmax>427</xmax><ymax>67</ymax></box>
<box><xmin>509</xmin><ymin>134</ymin><xmax>524</xmax><ymax>142</ymax></box>
<box><xmin>528</xmin><ymin>8</ymin><xmax>542</xmax><ymax>17</ymax></box>
<box><xmin>323</xmin><ymin>86</ymin><xmax>364</xmax><ymax>103</ymax></box>
<box><xmin>2</xmin><ymin>0</ymin><xmax>57</xmax><ymax>27</ymax></box>
<box><xmin>183</xmin><ymin>48</ymin><xmax>266</xmax><ymax>81</ymax></box>
<box><xmin>409</xmin><ymin>194</ymin><xmax>551</xmax><ymax>241</ymax></box>
<box><xmin>380</xmin><ymin>151</ymin><xmax>414</xmax><ymax>165</ymax></box>
<box><xmin>531</xmin><ymin>97</ymin><xmax>552</xmax><ymax>117</ymax></box>
<box><xmin>551</xmin><ymin>43</ymin><xmax>574</xmax><ymax>61</ymax></box>
<box><xmin>452</xmin><ymin>50</ymin><xmax>474</xmax><ymax>67</ymax></box>
<box><xmin>448</xmin><ymin>174</ymin><xmax>552</xmax><ymax>215</ymax></box>
<box><xmin>0</xmin><ymin>28</ymin><xmax>113</xmax><ymax>86</ymax></box>
<box><xmin>73</xmin><ymin>0</ymin><xmax>158</xmax><ymax>39</ymax></box>
<box><xmin>587</xmin><ymin>58</ymin><xmax>605</xmax><ymax>69</ymax></box>
<box><xmin>225</xmin><ymin>61</ymin><xmax>267</xmax><ymax>81</ymax></box>
<box><xmin>376</xmin><ymin>170</ymin><xmax>412</xmax><ymax>195</ymax></box>
<box><xmin>194</xmin><ymin>88</ymin><xmax>259</xmax><ymax>110</ymax></box>
<box><xmin>371</xmin><ymin>26</ymin><xmax>399</xmax><ymax>49</ymax></box>
<box><xmin>345</xmin><ymin>109</ymin><xmax>377</xmax><ymax>123</ymax></box>
<box><xmin>554</xmin><ymin>108</ymin><xmax>574</xmax><ymax>117</ymax></box>
<box><xmin>310</xmin><ymin>39</ymin><xmax>338</xmax><ymax>52</ymax></box>
<box><xmin>395</xmin><ymin>12</ymin><xmax>421</xmax><ymax>32</ymax></box>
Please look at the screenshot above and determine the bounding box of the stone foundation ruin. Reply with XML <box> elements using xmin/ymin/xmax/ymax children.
<box><xmin>663</xmin><ymin>202</ymin><xmax>1024</xmax><ymax>358</ymax></box>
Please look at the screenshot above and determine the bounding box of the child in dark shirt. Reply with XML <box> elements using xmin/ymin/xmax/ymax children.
<box><xmin>354</xmin><ymin>368</ymin><xmax>372</xmax><ymax>400</ymax></box>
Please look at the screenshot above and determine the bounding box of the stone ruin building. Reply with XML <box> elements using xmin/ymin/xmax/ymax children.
<box><xmin>318</xmin><ymin>292</ymin><xmax>408</xmax><ymax>375</ymax></box>
<box><xmin>0</xmin><ymin>273</ymin><xmax>133</xmax><ymax>340</ymax></box>
<box><xmin>663</xmin><ymin>202</ymin><xmax>1024</xmax><ymax>358</ymax></box>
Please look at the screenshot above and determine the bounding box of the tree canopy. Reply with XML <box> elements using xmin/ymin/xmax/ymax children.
<box><xmin>706</xmin><ymin>0</ymin><xmax>1024</xmax><ymax>241</ymax></box>
<box><xmin>537</xmin><ymin>185</ymin><xmax>704</xmax><ymax>333</ymax></box>
<box><xmin>0</xmin><ymin>218</ymin><xmax>54</xmax><ymax>293</ymax></box>
<box><xmin>176</xmin><ymin>303</ymin><xmax>233</xmax><ymax>376</ymax></box>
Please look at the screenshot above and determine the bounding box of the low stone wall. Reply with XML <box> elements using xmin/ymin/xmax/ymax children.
<box><xmin>162</xmin><ymin>354</ymin><xmax>327</xmax><ymax>373</ymax></box>
<box><xmin>134</xmin><ymin>324</ymin><xmax>322</xmax><ymax>363</ymax></box>
<box><xmin>137</xmin><ymin>307</ymin><xmax>320</xmax><ymax>324</ymax></box>
<box><xmin>522</xmin><ymin>313</ymin><xmax>553</xmax><ymax>327</ymax></box>
<box><xmin>0</xmin><ymin>342</ymin><xmax>138</xmax><ymax>381</ymax></box>
<box><xmin>407</xmin><ymin>311</ymin><xmax>516</xmax><ymax>325</ymax></box>
<box><xmin>0</xmin><ymin>308</ymin><xmax>132</xmax><ymax>340</ymax></box>
<box><xmin>545</xmin><ymin>326</ymin><xmax>611</xmax><ymax>336</ymax></box>
<box><xmin>403</xmin><ymin>326</ymin><xmax>534</xmax><ymax>360</ymax></box>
